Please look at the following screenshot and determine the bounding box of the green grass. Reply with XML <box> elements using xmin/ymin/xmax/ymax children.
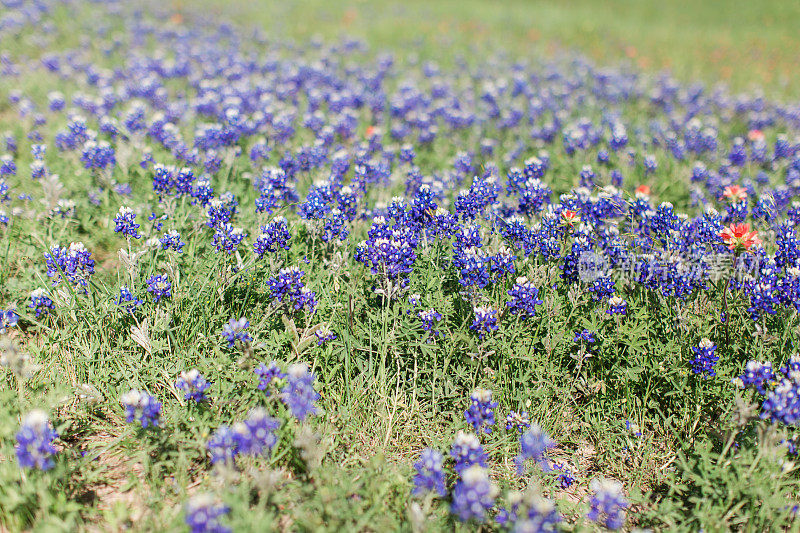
<box><xmin>190</xmin><ymin>0</ymin><xmax>800</xmax><ymax>98</ymax></box>
<box><xmin>1</xmin><ymin>0</ymin><xmax>799</xmax><ymax>531</ymax></box>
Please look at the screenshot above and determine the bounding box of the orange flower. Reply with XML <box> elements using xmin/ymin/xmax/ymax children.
<box><xmin>720</xmin><ymin>223</ymin><xmax>761</xmax><ymax>252</ymax></box>
<box><xmin>560</xmin><ymin>209</ymin><xmax>579</xmax><ymax>227</ymax></box>
<box><xmin>747</xmin><ymin>129</ymin><xmax>764</xmax><ymax>142</ymax></box>
<box><xmin>635</xmin><ymin>184</ymin><xmax>651</xmax><ymax>196</ymax></box>
<box><xmin>722</xmin><ymin>185</ymin><xmax>747</xmax><ymax>203</ymax></box>
<box><xmin>366</xmin><ymin>125</ymin><xmax>376</xmax><ymax>137</ymax></box>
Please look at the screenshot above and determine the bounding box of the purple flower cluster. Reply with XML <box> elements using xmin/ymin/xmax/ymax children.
<box><xmin>121</xmin><ymin>390</ymin><xmax>162</xmax><ymax>429</ymax></box>
<box><xmin>146</xmin><ymin>274</ymin><xmax>172</xmax><ymax>303</ymax></box>
<box><xmin>1</xmin><ymin>308</ymin><xmax>19</xmax><ymax>333</ymax></box>
<box><xmin>515</xmin><ymin>423</ymin><xmax>556</xmax><ymax>474</ymax></box>
<box><xmin>28</xmin><ymin>288</ymin><xmax>54</xmax><ymax>318</ymax></box>
<box><xmin>221</xmin><ymin>317</ymin><xmax>251</xmax><ymax>348</ymax></box>
<box><xmin>207</xmin><ymin>408</ymin><xmax>281</xmax><ymax>464</ymax></box>
<box><xmin>15</xmin><ymin>410</ymin><xmax>58</xmax><ymax>470</ymax></box>
<box><xmin>211</xmin><ymin>224</ymin><xmax>246</xmax><ymax>255</ymax></box>
<box><xmin>266</xmin><ymin>267</ymin><xmax>317</xmax><ymax>313</ymax></box>
<box><xmin>254</xmin><ymin>361</ymin><xmax>285</xmax><ymax>393</ymax></box>
<box><xmin>117</xmin><ymin>286</ymin><xmax>143</xmax><ymax>313</ymax></box>
<box><xmin>739</xmin><ymin>354</ymin><xmax>800</xmax><ymax>426</ymax></box>
<box><xmin>505</xmin><ymin>411</ymin><xmax>531</xmax><ymax>433</ymax></box>
<box><xmin>450</xmin><ymin>465</ymin><xmax>497</xmax><ymax>522</ymax></box>
<box><xmin>464</xmin><ymin>388</ymin><xmax>498</xmax><ymax>434</ymax></box>
<box><xmin>160</xmin><ymin>230</ymin><xmax>185</xmax><ymax>253</ymax></box>
<box><xmin>44</xmin><ymin>242</ymin><xmax>95</xmax><ymax>291</ymax></box>
<box><xmin>280</xmin><ymin>363</ymin><xmax>320</xmax><ymax>421</ymax></box>
<box><xmin>176</xmin><ymin>369</ymin><xmax>211</xmax><ymax>402</ymax></box>
<box><xmin>185</xmin><ymin>494</ymin><xmax>231</xmax><ymax>533</ymax></box>
<box><xmin>253</xmin><ymin>216</ymin><xmax>291</xmax><ymax>256</ymax></box>
<box><xmin>449</xmin><ymin>431</ymin><xmax>488</xmax><ymax>474</ymax></box>
<box><xmin>314</xmin><ymin>325</ymin><xmax>337</xmax><ymax>345</ymax></box>
<box><xmin>690</xmin><ymin>338</ymin><xmax>719</xmax><ymax>377</ymax></box>
<box><xmin>587</xmin><ymin>479</ymin><xmax>628</xmax><ymax>530</ymax></box>
<box><xmin>412</xmin><ymin>448</ymin><xmax>446</xmax><ymax>497</ymax></box>
<box><xmin>506</xmin><ymin>277</ymin><xmax>544</xmax><ymax>319</ymax></box>
<box><xmin>495</xmin><ymin>491</ymin><xmax>561</xmax><ymax>531</ymax></box>
<box><xmin>113</xmin><ymin>206</ymin><xmax>141</xmax><ymax>239</ymax></box>
<box><xmin>418</xmin><ymin>308</ymin><xmax>443</xmax><ymax>340</ymax></box>
<box><xmin>470</xmin><ymin>305</ymin><xmax>499</xmax><ymax>339</ymax></box>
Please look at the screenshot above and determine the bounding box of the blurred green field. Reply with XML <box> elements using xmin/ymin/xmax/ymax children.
<box><xmin>188</xmin><ymin>0</ymin><xmax>800</xmax><ymax>98</ymax></box>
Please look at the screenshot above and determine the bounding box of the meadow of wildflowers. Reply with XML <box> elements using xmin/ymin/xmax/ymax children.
<box><xmin>1</xmin><ymin>0</ymin><xmax>800</xmax><ymax>531</ymax></box>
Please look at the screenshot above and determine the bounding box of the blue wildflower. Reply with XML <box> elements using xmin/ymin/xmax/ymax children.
<box><xmin>412</xmin><ymin>448</ymin><xmax>446</xmax><ymax>497</ymax></box>
<box><xmin>176</xmin><ymin>369</ymin><xmax>211</xmax><ymax>402</ymax></box>
<box><xmin>15</xmin><ymin>410</ymin><xmax>58</xmax><ymax>471</ymax></box>
<box><xmin>280</xmin><ymin>363</ymin><xmax>319</xmax><ymax>421</ymax></box>
<box><xmin>587</xmin><ymin>479</ymin><xmax>628</xmax><ymax>530</ymax></box>
<box><xmin>465</xmin><ymin>388</ymin><xmax>498</xmax><ymax>434</ymax></box>
<box><xmin>121</xmin><ymin>390</ymin><xmax>162</xmax><ymax>428</ymax></box>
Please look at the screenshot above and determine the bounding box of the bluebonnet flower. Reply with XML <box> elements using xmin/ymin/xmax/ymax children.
<box><xmin>643</xmin><ymin>154</ymin><xmax>657</xmax><ymax>174</ymax></box>
<box><xmin>113</xmin><ymin>206</ymin><xmax>141</xmax><ymax>239</ymax></box>
<box><xmin>505</xmin><ymin>411</ymin><xmax>531</xmax><ymax>433</ymax></box>
<box><xmin>146</xmin><ymin>274</ymin><xmax>172</xmax><ymax>303</ymax></box>
<box><xmin>625</xmin><ymin>420</ymin><xmax>642</xmax><ymax>438</ymax></box>
<box><xmin>0</xmin><ymin>308</ymin><xmax>18</xmax><ymax>334</ymax></box>
<box><xmin>506</xmin><ymin>277</ymin><xmax>544</xmax><ymax>319</ymax></box>
<box><xmin>207</xmin><ymin>425</ymin><xmax>239</xmax><ymax>465</ymax></box>
<box><xmin>160</xmin><ymin>230</ymin><xmax>185</xmax><ymax>253</ymax></box>
<box><xmin>450</xmin><ymin>465</ymin><xmax>497</xmax><ymax>523</ymax></box>
<box><xmin>253</xmin><ymin>217</ymin><xmax>291</xmax><ymax>256</ymax></box>
<box><xmin>80</xmin><ymin>141</ymin><xmax>115</xmax><ymax>171</ymax></box>
<box><xmin>354</xmin><ymin>218</ymin><xmax>418</xmax><ymax>291</ymax></box>
<box><xmin>44</xmin><ymin>242</ymin><xmax>95</xmax><ymax>291</ymax></box>
<box><xmin>221</xmin><ymin>318</ymin><xmax>251</xmax><ymax>348</ymax></box>
<box><xmin>50</xmin><ymin>199</ymin><xmax>76</xmax><ymax>218</ymax></box>
<box><xmin>120</xmin><ymin>389</ymin><xmax>162</xmax><ymax>428</ymax></box>
<box><xmin>412</xmin><ymin>448</ymin><xmax>446</xmax><ymax>497</ymax></box>
<box><xmin>267</xmin><ymin>267</ymin><xmax>317</xmax><ymax>313</ymax></box>
<box><xmin>117</xmin><ymin>286</ymin><xmax>143</xmax><ymax>313</ymax></box>
<box><xmin>736</xmin><ymin>360</ymin><xmax>775</xmax><ymax>394</ymax></box>
<box><xmin>281</xmin><ymin>363</ymin><xmax>319</xmax><ymax>421</ymax></box>
<box><xmin>192</xmin><ymin>178</ymin><xmax>214</xmax><ymax>207</ymax></box>
<box><xmin>0</xmin><ymin>154</ymin><xmax>16</xmax><ymax>176</ymax></box>
<box><xmin>408</xmin><ymin>294</ymin><xmax>422</xmax><ymax>308</ymax></box>
<box><xmin>176</xmin><ymin>369</ymin><xmax>211</xmax><ymax>402</ymax></box>
<box><xmin>573</xmin><ymin>329</ymin><xmax>596</xmax><ymax>345</ymax></box>
<box><xmin>744</xmin><ymin>354</ymin><xmax>800</xmax><ymax>426</ymax></box>
<box><xmin>690</xmin><ymin>338</ymin><xmax>719</xmax><ymax>378</ymax></box>
<box><xmin>587</xmin><ymin>479</ymin><xmax>628</xmax><ymax>530</ymax></box>
<box><xmin>28</xmin><ymin>288</ymin><xmax>55</xmax><ymax>318</ymax></box>
<box><xmin>315</xmin><ymin>325</ymin><xmax>336</xmax><ymax>345</ymax></box>
<box><xmin>15</xmin><ymin>410</ymin><xmax>58</xmax><ymax>470</ymax></box>
<box><xmin>0</xmin><ymin>208</ymin><xmax>8</xmax><ymax>226</ymax></box>
<box><xmin>418</xmin><ymin>308</ymin><xmax>443</xmax><ymax>340</ymax></box>
<box><xmin>554</xmin><ymin>462</ymin><xmax>576</xmax><ymax>488</ymax></box>
<box><xmin>185</xmin><ymin>494</ymin><xmax>231</xmax><ymax>533</ymax></box>
<box><xmin>233</xmin><ymin>407</ymin><xmax>281</xmax><ymax>456</ymax></box>
<box><xmin>174</xmin><ymin>167</ymin><xmax>196</xmax><ymax>196</ymax></box>
<box><xmin>465</xmin><ymin>388</ymin><xmax>498</xmax><ymax>434</ymax></box>
<box><xmin>205</xmin><ymin>197</ymin><xmax>237</xmax><ymax>228</ymax></box>
<box><xmin>515</xmin><ymin>424</ymin><xmax>555</xmax><ymax>473</ymax></box>
<box><xmin>249</xmin><ymin>141</ymin><xmax>270</xmax><ymax>163</ymax></box>
<box><xmin>453</xmin><ymin>246</ymin><xmax>492</xmax><ymax>289</ymax></box>
<box><xmin>255</xmin><ymin>361</ymin><xmax>285</xmax><ymax>393</ymax></box>
<box><xmin>449</xmin><ymin>431</ymin><xmax>488</xmax><ymax>473</ymax></box>
<box><xmin>496</xmin><ymin>490</ymin><xmax>561</xmax><ymax>531</ymax></box>
<box><xmin>211</xmin><ymin>224</ymin><xmax>246</xmax><ymax>255</ymax></box>
<box><xmin>470</xmin><ymin>306</ymin><xmax>498</xmax><ymax>340</ymax></box>
<box><xmin>0</xmin><ymin>177</ymin><xmax>9</xmax><ymax>203</ymax></box>
<box><xmin>606</xmin><ymin>296</ymin><xmax>628</xmax><ymax>315</ymax></box>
